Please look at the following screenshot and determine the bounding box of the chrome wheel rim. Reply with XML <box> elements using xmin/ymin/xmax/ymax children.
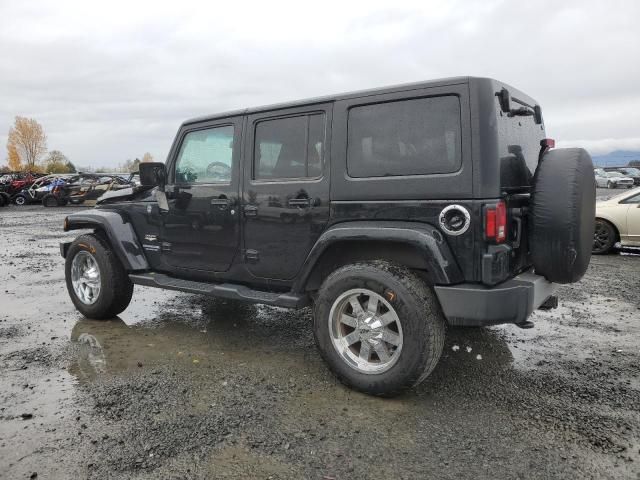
<box><xmin>328</xmin><ymin>288</ymin><xmax>403</xmax><ymax>374</ymax></box>
<box><xmin>71</xmin><ymin>251</ymin><xmax>101</xmax><ymax>305</ymax></box>
<box><xmin>15</xmin><ymin>196</ymin><xmax>25</xmax><ymax>205</ymax></box>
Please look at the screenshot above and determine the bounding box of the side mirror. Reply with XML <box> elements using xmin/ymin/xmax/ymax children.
<box><xmin>139</xmin><ymin>162</ymin><xmax>167</xmax><ymax>189</ymax></box>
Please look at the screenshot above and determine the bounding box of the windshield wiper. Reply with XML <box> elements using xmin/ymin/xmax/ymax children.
<box><xmin>496</xmin><ymin>88</ymin><xmax>543</xmax><ymax>124</ymax></box>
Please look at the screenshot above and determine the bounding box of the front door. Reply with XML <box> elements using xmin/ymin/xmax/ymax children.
<box><xmin>623</xmin><ymin>192</ymin><xmax>640</xmax><ymax>245</ymax></box>
<box><xmin>243</xmin><ymin>105</ymin><xmax>332</xmax><ymax>280</ymax></box>
<box><xmin>161</xmin><ymin>118</ymin><xmax>242</xmax><ymax>272</ymax></box>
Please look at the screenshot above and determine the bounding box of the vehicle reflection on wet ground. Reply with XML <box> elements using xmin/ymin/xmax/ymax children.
<box><xmin>1</xmin><ymin>206</ymin><xmax>639</xmax><ymax>479</ymax></box>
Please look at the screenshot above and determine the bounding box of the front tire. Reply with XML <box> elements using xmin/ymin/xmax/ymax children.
<box><xmin>313</xmin><ymin>261</ymin><xmax>445</xmax><ymax>396</ymax></box>
<box><xmin>13</xmin><ymin>194</ymin><xmax>27</xmax><ymax>206</ymax></box>
<box><xmin>65</xmin><ymin>233</ymin><xmax>134</xmax><ymax>319</ymax></box>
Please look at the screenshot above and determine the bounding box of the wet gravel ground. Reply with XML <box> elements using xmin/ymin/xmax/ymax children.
<box><xmin>1</xmin><ymin>198</ymin><xmax>639</xmax><ymax>480</ymax></box>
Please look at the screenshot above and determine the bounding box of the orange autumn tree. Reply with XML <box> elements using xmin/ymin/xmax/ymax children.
<box><xmin>7</xmin><ymin>143</ymin><xmax>21</xmax><ymax>171</ymax></box>
<box><xmin>7</xmin><ymin>116</ymin><xmax>47</xmax><ymax>171</ymax></box>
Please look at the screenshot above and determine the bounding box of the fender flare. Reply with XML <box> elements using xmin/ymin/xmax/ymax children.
<box><xmin>292</xmin><ymin>221</ymin><xmax>464</xmax><ymax>292</ymax></box>
<box><xmin>62</xmin><ymin>209</ymin><xmax>149</xmax><ymax>271</ymax></box>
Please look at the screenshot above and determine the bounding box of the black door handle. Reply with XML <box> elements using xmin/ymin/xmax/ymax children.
<box><xmin>288</xmin><ymin>198</ymin><xmax>310</xmax><ymax>207</ymax></box>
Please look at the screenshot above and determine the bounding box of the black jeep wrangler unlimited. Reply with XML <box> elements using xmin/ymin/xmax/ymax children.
<box><xmin>61</xmin><ymin>77</ymin><xmax>595</xmax><ymax>396</ymax></box>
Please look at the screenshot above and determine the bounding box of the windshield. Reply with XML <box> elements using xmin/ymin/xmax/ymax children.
<box><xmin>621</xmin><ymin>168</ymin><xmax>640</xmax><ymax>175</ymax></box>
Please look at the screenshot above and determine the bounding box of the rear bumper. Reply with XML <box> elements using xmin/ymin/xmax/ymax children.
<box><xmin>434</xmin><ymin>269</ymin><xmax>557</xmax><ymax>327</ymax></box>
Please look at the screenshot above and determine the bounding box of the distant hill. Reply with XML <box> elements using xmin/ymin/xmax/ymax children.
<box><xmin>592</xmin><ymin>150</ymin><xmax>640</xmax><ymax>167</ymax></box>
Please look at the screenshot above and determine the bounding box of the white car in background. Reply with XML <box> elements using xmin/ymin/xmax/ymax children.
<box><xmin>594</xmin><ymin>168</ymin><xmax>635</xmax><ymax>189</ymax></box>
<box><xmin>593</xmin><ymin>187</ymin><xmax>640</xmax><ymax>254</ymax></box>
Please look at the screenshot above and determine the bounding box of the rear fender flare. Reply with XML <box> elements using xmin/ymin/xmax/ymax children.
<box><xmin>62</xmin><ymin>210</ymin><xmax>148</xmax><ymax>271</ymax></box>
<box><xmin>292</xmin><ymin>221</ymin><xmax>464</xmax><ymax>292</ymax></box>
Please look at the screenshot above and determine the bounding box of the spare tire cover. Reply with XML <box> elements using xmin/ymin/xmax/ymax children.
<box><xmin>530</xmin><ymin>148</ymin><xmax>595</xmax><ymax>284</ymax></box>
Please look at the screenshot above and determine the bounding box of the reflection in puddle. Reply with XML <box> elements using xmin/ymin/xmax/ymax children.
<box><xmin>68</xmin><ymin>297</ymin><xmax>319</xmax><ymax>383</ymax></box>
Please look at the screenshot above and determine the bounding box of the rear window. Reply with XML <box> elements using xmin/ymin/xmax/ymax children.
<box><xmin>254</xmin><ymin>113</ymin><xmax>325</xmax><ymax>180</ymax></box>
<box><xmin>347</xmin><ymin>96</ymin><xmax>461</xmax><ymax>178</ymax></box>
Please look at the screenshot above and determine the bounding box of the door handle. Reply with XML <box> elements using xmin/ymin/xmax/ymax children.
<box><xmin>288</xmin><ymin>198</ymin><xmax>310</xmax><ymax>208</ymax></box>
<box><xmin>244</xmin><ymin>205</ymin><xmax>258</xmax><ymax>217</ymax></box>
<box><xmin>211</xmin><ymin>197</ymin><xmax>230</xmax><ymax>210</ymax></box>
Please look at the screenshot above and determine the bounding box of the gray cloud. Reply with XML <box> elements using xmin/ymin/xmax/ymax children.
<box><xmin>1</xmin><ymin>0</ymin><xmax>639</xmax><ymax>168</ymax></box>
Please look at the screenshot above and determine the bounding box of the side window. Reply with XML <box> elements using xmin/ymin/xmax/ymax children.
<box><xmin>175</xmin><ymin>125</ymin><xmax>234</xmax><ymax>184</ymax></box>
<box><xmin>621</xmin><ymin>193</ymin><xmax>640</xmax><ymax>204</ymax></box>
<box><xmin>347</xmin><ymin>96</ymin><xmax>461</xmax><ymax>178</ymax></box>
<box><xmin>254</xmin><ymin>113</ymin><xmax>325</xmax><ymax>180</ymax></box>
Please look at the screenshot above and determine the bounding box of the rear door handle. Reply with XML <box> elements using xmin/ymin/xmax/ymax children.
<box><xmin>244</xmin><ymin>205</ymin><xmax>258</xmax><ymax>217</ymax></box>
<box><xmin>288</xmin><ymin>198</ymin><xmax>310</xmax><ymax>207</ymax></box>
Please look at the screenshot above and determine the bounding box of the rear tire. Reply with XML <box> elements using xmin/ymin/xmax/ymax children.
<box><xmin>313</xmin><ymin>261</ymin><xmax>445</xmax><ymax>396</ymax></box>
<box><xmin>607</xmin><ymin>181</ymin><xmax>614</xmax><ymax>189</ymax></box>
<box><xmin>65</xmin><ymin>233</ymin><xmax>134</xmax><ymax>319</ymax></box>
<box><xmin>592</xmin><ymin>219</ymin><xmax>616</xmax><ymax>255</ymax></box>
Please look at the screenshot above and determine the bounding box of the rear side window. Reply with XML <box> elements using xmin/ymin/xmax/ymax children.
<box><xmin>175</xmin><ymin>125</ymin><xmax>235</xmax><ymax>184</ymax></box>
<box><xmin>347</xmin><ymin>96</ymin><xmax>461</xmax><ymax>178</ymax></box>
<box><xmin>254</xmin><ymin>113</ymin><xmax>325</xmax><ymax>180</ymax></box>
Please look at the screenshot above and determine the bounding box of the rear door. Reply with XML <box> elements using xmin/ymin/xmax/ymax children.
<box><xmin>242</xmin><ymin>105</ymin><xmax>332</xmax><ymax>280</ymax></box>
<box><xmin>160</xmin><ymin>118</ymin><xmax>242</xmax><ymax>272</ymax></box>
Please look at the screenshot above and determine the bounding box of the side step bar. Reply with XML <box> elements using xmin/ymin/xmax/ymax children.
<box><xmin>129</xmin><ymin>273</ymin><xmax>310</xmax><ymax>309</ymax></box>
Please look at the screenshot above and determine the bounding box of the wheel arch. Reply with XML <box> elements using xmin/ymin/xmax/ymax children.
<box><xmin>292</xmin><ymin>221</ymin><xmax>464</xmax><ymax>293</ymax></box>
<box><xmin>62</xmin><ymin>210</ymin><xmax>149</xmax><ymax>271</ymax></box>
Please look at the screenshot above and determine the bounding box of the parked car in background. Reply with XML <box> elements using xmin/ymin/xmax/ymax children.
<box><xmin>45</xmin><ymin>174</ymin><xmax>136</xmax><ymax>207</ymax></box>
<box><xmin>594</xmin><ymin>169</ymin><xmax>635</xmax><ymax>189</ymax></box>
<box><xmin>12</xmin><ymin>174</ymin><xmax>73</xmax><ymax>205</ymax></box>
<box><xmin>593</xmin><ymin>186</ymin><xmax>640</xmax><ymax>254</ymax></box>
<box><xmin>604</xmin><ymin>166</ymin><xmax>640</xmax><ymax>186</ymax></box>
<box><xmin>0</xmin><ymin>172</ymin><xmax>44</xmax><ymax>204</ymax></box>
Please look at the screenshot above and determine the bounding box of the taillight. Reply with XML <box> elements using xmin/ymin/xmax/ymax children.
<box><xmin>485</xmin><ymin>201</ymin><xmax>507</xmax><ymax>243</ymax></box>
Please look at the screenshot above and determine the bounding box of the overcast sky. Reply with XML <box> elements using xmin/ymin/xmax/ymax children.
<box><xmin>1</xmin><ymin>0</ymin><xmax>639</xmax><ymax>168</ymax></box>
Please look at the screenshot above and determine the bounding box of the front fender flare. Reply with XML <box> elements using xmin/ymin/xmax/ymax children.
<box><xmin>62</xmin><ymin>209</ymin><xmax>149</xmax><ymax>271</ymax></box>
<box><xmin>292</xmin><ymin>221</ymin><xmax>464</xmax><ymax>292</ymax></box>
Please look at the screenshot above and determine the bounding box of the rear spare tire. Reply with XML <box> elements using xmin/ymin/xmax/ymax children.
<box><xmin>530</xmin><ymin>148</ymin><xmax>595</xmax><ymax>284</ymax></box>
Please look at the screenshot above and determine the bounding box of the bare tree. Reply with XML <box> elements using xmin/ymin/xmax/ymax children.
<box><xmin>7</xmin><ymin>116</ymin><xmax>47</xmax><ymax>170</ymax></box>
<box><xmin>44</xmin><ymin>150</ymin><xmax>70</xmax><ymax>173</ymax></box>
<box><xmin>142</xmin><ymin>152</ymin><xmax>154</xmax><ymax>163</ymax></box>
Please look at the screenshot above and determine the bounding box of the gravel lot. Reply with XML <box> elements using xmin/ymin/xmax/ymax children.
<box><xmin>1</xmin><ymin>195</ymin><xmax>639</xmax><ymax>479</ymax></box>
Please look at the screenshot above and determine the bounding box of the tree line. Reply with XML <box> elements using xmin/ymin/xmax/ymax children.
<box><xmin>1</xmin><ymin>116</ymin><xmax>153</xmax><ymax>174</ymax></box>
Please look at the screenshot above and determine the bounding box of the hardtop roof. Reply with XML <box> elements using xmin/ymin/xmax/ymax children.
<box><xmin>183</xmin><ymin>76</ymin><xmax>473</xmax><ymax>126</ymax></box>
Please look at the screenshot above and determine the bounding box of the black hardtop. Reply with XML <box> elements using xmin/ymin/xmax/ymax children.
<box><xmin>183</xmin><ymin>76</ymin><xmax>473</xmax><ymax>126</ymax></box>
<box><xmin>182</xmin><ymin>76</ymin><xmax>540</xmax><ymax>127</ymax></box>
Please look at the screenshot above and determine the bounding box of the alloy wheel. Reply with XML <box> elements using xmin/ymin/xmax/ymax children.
<box><xmin>328</xmin><ymin>288</ymin><xmax>403</xmax><ymax>374</ymax></box>
<box><xmin>71</xmin><ymin>251</ymin><xmax>101</xmax><ymax>305</ymax></box>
